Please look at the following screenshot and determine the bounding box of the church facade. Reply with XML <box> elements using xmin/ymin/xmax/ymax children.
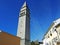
<box><xmin>43</xmin><ymin>18</ymin><xmax>60</xmax><ymax>45</ymax></box>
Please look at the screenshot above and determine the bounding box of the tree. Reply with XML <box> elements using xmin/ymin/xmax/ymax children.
<box><xmin>31</xmin><ymin>41</ymin><xmax>35</xmax><ymax>45</ymax></box>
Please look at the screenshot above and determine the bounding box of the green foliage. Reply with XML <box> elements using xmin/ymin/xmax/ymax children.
<box><xmin>31</xmin><ymin>41</ymin><xmax>39</xmax><ymax>45</ymax></box>
<box><xmin>31</xmin><ymin>41</ymin><xmax>35</xmax><ymax>45</ymax></box>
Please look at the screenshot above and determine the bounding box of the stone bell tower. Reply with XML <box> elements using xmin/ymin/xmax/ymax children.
<box><xmin>17</xmin><ymin>1</ymin><xmax>30</xmax><ymax>45</ymax></box>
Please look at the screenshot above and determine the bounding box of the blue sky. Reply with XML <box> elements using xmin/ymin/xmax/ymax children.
<box><xmin>0</xmin><ymin>0</ymin><xmax>60</xmax><ymax>41</ymax></box>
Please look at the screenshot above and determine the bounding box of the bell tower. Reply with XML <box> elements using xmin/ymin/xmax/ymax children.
<box><xmin>17</xmin><ymin>1</ymin><xmax>30</xmax><ymax>45</ymax></box>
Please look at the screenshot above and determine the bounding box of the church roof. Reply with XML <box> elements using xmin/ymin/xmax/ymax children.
<box><xmin>53</xmin><ymin>18</ymin><xmax>60</xmax><ymax>25</ymax></box>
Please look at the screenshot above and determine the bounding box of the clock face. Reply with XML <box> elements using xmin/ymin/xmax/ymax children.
<box><xmin>21</xmin><ymin>12</ymin><xmax>25</xmax><ymax>16</ymax></box>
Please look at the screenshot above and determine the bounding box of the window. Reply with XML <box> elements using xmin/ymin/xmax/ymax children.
<box><xmin>48</xmin><ymin>36</ymin><xmax>49</xmax><ymax>38</ymax></box>
<box><xmin>50</xmin><ymin>31</ymin><xmax>52</xmax><ymax>36</ymax></box>
<box><xmin>50</xmin><ymin>33</ymin><xmax>52</xmax><ymax>36</ymax></box>
<box><xmin>55</xmin><ymin>29</ymin><xmax>56</xmax><ymax>31</ymax></box>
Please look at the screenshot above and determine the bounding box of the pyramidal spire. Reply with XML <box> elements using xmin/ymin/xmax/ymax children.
<box><xmin>22</xmin><ymin>1</ymin><xmax>27</xmax><ymax>8</ymax></box>
<box><xmin>20</xmin><ymin>1</ymin><xmax>30</xmax><ymax>15</ymax></box>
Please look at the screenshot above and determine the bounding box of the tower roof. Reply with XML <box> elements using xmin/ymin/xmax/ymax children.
<box><xmin>20</xmin><ymin>1</ymin><xmax>29</xmax><ymax>12</ymax></box>
<box><xmin>22</xmin><ymin>1</ymin><xmax>27</xmax><ymax>8</ymax></box>
<box><xmin>20</xmin><ymin>1</ymin><xmax>30</xmax><ymax>15</ymax></box>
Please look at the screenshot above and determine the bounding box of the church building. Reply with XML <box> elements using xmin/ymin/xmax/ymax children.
<box><xmin>43</xmin><ymin>18</ymin><xmax>60</xmax><ymax>45</ymax></box>
<box><xmin>17</xmin><ymin>1</ymin><xmax>30</xmax><ymax>45</ymax></box>
<box><xmin>0</xmin><ymin>1</ymin><xmax>30</xmax><ymax>45</ymax></box>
